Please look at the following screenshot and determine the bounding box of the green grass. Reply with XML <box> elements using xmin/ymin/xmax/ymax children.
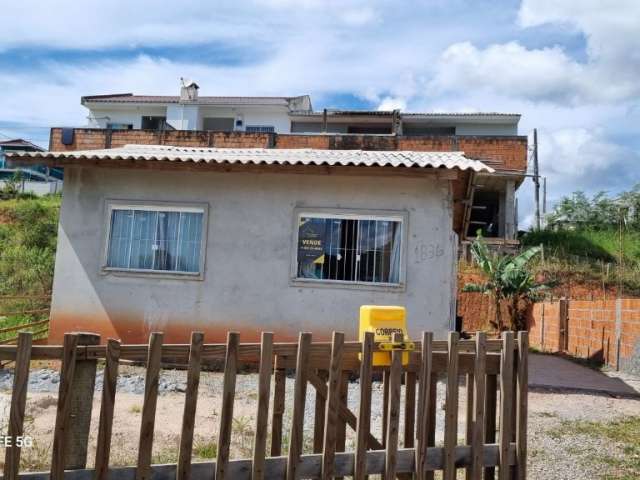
<box><xmin>522</xmin><ymin>229</ymin><xmax>640</xmax><ymax>265</ymax></box>
<box><xmin>522</xmin><ymin>228</ymin><xmax>640</xmax><ymax>295</ymax></box>
<box><xmin>193</xmin><ymin>439</ymin><xmax>218</xmax><ymax>459</ymax></box>
<box><xmin>548</xmin><ymin>416</ymin><xmax>640</xmax><ymax>479</ymax></box>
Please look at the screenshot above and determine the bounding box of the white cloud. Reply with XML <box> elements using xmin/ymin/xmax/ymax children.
<box><xmin>0</xmin><ymin>0</ymin><xmax>382</xmax><ymax>51</ymax></box>
<box><xmin>430</xmin><ymin>1</ymin><xmax>640</xmax><ymax>105</ymax></box>
<box><xmin>431</xmin><ymin>41</ymin><xmax>588</xmax><ymax>104</ymax></box>
<box><xmin>538</xmin><ymin>127</ymin><xmax>627</xmax><ymax>176</ymax></box>
<box><xmin>0</xmin><ymin>0</ymin><xmax>639</xmax><ymax>232</ymax></box>
<box><xmin>377</xmin><ymin>97</ymin><xmax>407</xmax><ymax>111</ymax></box>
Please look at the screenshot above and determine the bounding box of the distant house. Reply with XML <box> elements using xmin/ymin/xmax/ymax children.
<box><xmin>82</xmin><ymin>79</ymin><xmax>312</xmax><ymax>133</ymax></box>
<box><xmin>81</xmin><ymin>80</ymin><xmax>524</xmax><ymax>243</ymax></box>
<box><xmin>8</xmin><ymin>83</ymin><xmax>528</xmax><ymax>344</ymax></box>
<box><xmin>0</xmin><ymin>139</ymin><xmax>63</xmax><ymax>195</ymax></box>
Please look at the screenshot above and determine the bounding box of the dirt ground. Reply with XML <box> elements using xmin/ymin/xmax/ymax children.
<box><xmin>1</xmin><ymin>366</ymin><xmax>639</xmax><ymax>479</ymax></box>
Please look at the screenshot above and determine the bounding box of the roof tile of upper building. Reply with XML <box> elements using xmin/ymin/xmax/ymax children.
<box><xmin>0</xmin><ymin>139</ymin><xmax>44</xmax><ymax>150</ymax></box>
<box><xmin>81</xmin><ymin>93</ymin><xmax>311</xmax><ymax>107</ymax></box>
<box><xmin>290</xmin><ymin>110</ymin><xmax>521</xmax><ymax>123</ymax></box>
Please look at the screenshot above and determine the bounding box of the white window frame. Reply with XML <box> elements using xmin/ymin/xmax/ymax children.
<box><xmin>290</xmin><ymin>207</ymin><xmax>408</xmax><ymax>291</ymax></box>
<box><xmin>101</xmin><ymin>200</ymin><xmax>209</xmax><ymax>280</ymax></box>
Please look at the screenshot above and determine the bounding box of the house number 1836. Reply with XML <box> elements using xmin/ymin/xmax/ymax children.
<box><xmin>415</xmin><ymin>242</ymin><xmax>444</xmax><ymax>262</ymax></box>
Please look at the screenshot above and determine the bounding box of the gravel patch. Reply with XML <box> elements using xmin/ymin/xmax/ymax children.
<box><xmin>527</xmin><ymin>390</ymin><xmax>640</xmax><ymax>479</ymax></box>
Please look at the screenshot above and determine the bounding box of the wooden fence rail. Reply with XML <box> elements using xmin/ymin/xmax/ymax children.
<box><xmin>0</xmin><ymin>330</ymin><xmax>528</xmax><ymax>480</ymax></box>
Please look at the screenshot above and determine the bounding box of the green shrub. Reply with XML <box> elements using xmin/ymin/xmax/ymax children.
<box><xmin>0</xmin><ymin>196</ymin><xmax>60</xmax><ymax>296</ymax></box>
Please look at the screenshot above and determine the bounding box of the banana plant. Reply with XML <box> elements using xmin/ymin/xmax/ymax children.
<box><xmin>463</xmin><ymin>232</ymin><xmax>548</xmax><ymax>331</ymax></box>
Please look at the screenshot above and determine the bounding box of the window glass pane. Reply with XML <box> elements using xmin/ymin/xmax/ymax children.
<box><xmin>107</xmin><ymin>210</ymin><xmax>133</xmax><ymax>268</ymax></box>
<box><xmin>297</xmin><ymin>215</ymin><xmax>402</xmax><ymax>285</ymax></box>
<box><xmin>153</xmin><ymin>211</ymin><xmax>180</xmax><ymax>271</ymax></box>
<box><xmin>177</xmin><ymin>212</ymin><xmax>203</xmax><ymax>273</ymax></box>
<box><xmin>106</xmin><ymin>207</ymin><xmax>203</xmax><ymax>274</ymax></box>
<box><xmin>129</xmin><ymin>210</ymin><xmax>157</xmax><ymax>270</ymax></box>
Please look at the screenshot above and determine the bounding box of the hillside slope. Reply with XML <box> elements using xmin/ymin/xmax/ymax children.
<box><xmin>0</xmin><ymin>195</ymin><xmax>60</xmax><ymax>341</ymax></box>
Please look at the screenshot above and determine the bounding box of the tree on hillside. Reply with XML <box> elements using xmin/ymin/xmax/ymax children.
<box><xmin>463</xmin><ymin>234</ymin><xmax>548</xmax><ymax>331</ymax></box>
<box><xmin>619</xmin><ymin>184</ymin><xmax>640</xmax><ymax>228</ymax></box>
<box><xmin>546</xmin><ymin>185</ymin><xmax>640</xmax><ymax>230</ymax></box>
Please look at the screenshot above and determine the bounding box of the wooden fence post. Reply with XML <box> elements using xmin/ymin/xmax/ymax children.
<box><xmin>51</xmin><ymin>334</ymin><xmax>79</xmax><ymax>480</ymax></box>
<box><xmin>499</xmin><ymin>332</ymin><xmax>514</xmax><ymax>480</ymax></box>
<box><xmin>177</xmin><ymin>332</ymin><xmax>204</xmax><ymax>480</ymax></box>
<box><xmin>443</xmin><ymin>332</ymin><xmax>460</xmax><ymax>480</ymax></box>
<box><xmin>216</xmin><ymin>332</ymin><xmax>240</xmax><ymax>480</ymax></box>
<box><xmin>484</xmin><ymin>373</ymin><xmax>498</xmax><ymax>480</ymax></box>
<box><xmin>470</xmin><ymin>332</ymin><xmax>487</xmax><ymax>480</ymax></box>
<box><xmin>415</xmin><ymin>331</ymin><xmax>433</xmax><ymax>480</ymax></box>
<box><xmin>354</xmin><ymin>332</ymin><xmax>374</xmax><ymax>480</ymax></box>
<box><xmin>287</xmin><ymin>332</ymin><xmax>312</xmax><ymax>480</ymax></box>
<box><xmin>385</xmin><ymin>332</ymin><xmax>404</xmax><ymax>480</ymax></box>
<box><xmin>322</xmin><ymin>331</ymin><xmax>344</xmax><ymax>480</ymax></box>
<box><xmin>3</xmin><ymin>332</ymin><xmax>32</xmax><ymax>480</ymax></box>
<box><xmin>516</xmin><ymin>332</ymin><xmax>529</xmax><ymax>480</ymax></box>
<box><xmin>95</xmin><ymin>338</ymin><xmax>121</xmax><ymax>480</ymax></box>
<box><xmin>271</xmin><ymin>363</ymin><xmax>287</xmax><ymax>457</ymax></box>
<box><xmin>252</xmin><ymin>332</ymin><xmax>274</xmax><ymax>480</ymax></box>
<box><xmin>64</xmin><ymin>332</ymin><xmax>100</xmax><ymax>470</ymax></box>
<box><xmin>313</xmin><ymin>370</ymin><xmax>329</xmax><ymax>453</ymax></box>
<box><xmin>136</xmin><ymin>332</ymin><xmax>164</xmax><ymax>480</ymax></box>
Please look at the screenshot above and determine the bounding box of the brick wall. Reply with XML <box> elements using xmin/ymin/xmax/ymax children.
<box><xmin>49</xmin><ymin>128</ymin><xmax>528</xmax><ymax>173</ymax></box>
<box><xmin>457</xmin><ymin>269</ymin><xmax>511</xmax><ymax>331</ymax></box>
<box><xmin>528</xmin><ymin>301</ymin><xmax>562</xmax><ymax>352</ymax></box>
<box><xmin>528</xmin><ymin>298</ymin><xmax>640</xmax><ymax>374</ymax></box>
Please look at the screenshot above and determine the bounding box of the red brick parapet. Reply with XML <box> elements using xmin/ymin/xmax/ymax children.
<box><xmin>49</xmin><ymin>128</ymin><xmax>528</xmax><ymax>173</ymax></box>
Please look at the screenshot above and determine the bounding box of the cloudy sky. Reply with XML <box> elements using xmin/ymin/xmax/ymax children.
<box><xmin>1</xmin><ymin>0</ymin><xmax>638</xmax><ymax>227</ymax></box>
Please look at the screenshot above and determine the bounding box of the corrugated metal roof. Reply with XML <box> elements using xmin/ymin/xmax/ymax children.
<box><xmin>0</xmin><ymin>139</ymin><xmax>44</xmax><ymax>151</ymax></box>
<box><xmin>289</xmin><ymin>110</ymin><xmax>396</xmax><ymax>117</ymax></box>
<box><xmin>290</xmin><ymin>110</ymin><xmax>520</xmax><ymax>121</ymax></box>
<box><xmin>9</xmin><ymin>144</ymin><xmax>494</xmax><ymax>173</ymax></box>
<box><xmin>82</xmin><ymin>94</ymin><xmax>305</xmax><ymax>106</ymax></box>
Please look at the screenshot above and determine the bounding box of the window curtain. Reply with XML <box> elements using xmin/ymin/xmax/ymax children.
<box><xmin>107</xmin><ymin>209</ymin><xmax>202</xmax><ymax>273</ymax></box>
<box><xmin>389</xmin><ymin>222</ymin><xmax>402</xmax><ymax>283</ymax></box>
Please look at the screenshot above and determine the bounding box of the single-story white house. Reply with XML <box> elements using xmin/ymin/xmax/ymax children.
<box><xmin>10</xmin><ymin>144</ymin><xmax>493</xmax><ymax>343</ymax></box>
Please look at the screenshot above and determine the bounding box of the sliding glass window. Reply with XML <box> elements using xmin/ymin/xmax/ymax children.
<box><xmin>105</xmin><ymin>205</ymin><xmax>205</xmax><ymax>275</ymax></box>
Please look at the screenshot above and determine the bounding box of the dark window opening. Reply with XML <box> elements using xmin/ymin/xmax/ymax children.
<box><xmin>347</xmin><ymin>125</ymin><xmax>392</xmax><ymax>134</ymax></box>
<box><xmin>141</xmin><ymin>116</ymin><xmax>168</xmax><ymax>130</ymax></box>
<box><xmin>203</xmin><ymin>117</ymin><xmax>235</xmax><ymax>132</ymax></box>
<box><xmin>467</xmin><ymin>190</ymin><xmax>501</xmax><ymax>238</ymax></box>
<box><xmin>106</xmin><ymin>123</ymin><xmax>133</xmax><ymax>130</ymax></box>
<box><xmin>297</xmin><ymin>215</ymin><xmax>402</xmax><ymax>285</ymax></box>
<box><xmin>402</xmin><ymin>125</ymin><xmax>456</xmax><ymax>136</ymax></box>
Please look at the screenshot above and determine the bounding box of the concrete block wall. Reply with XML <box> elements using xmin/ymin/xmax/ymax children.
<box><xmin>528</xmin><ymin>298</ymin><xmax>640</xmax><ymax>374</ymax></box>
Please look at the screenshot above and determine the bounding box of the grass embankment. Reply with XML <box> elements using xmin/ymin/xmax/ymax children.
<box><xmin>522</xmin><ymin>229</ymin><xmax>640</xmax><ymax>297</ymax></box>
<box><xmin>0</xmin><ymin>194</ymin><xmax>60</xmax><ymax>342</ymax></box>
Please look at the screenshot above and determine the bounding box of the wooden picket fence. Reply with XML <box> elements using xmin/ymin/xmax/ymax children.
<box><xmin>0</xmin><ymin>329</ymin><xmax>528</xmax><ymax>480</ymax></box>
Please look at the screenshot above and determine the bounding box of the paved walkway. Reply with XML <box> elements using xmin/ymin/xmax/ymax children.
<box><xmin>529</xmin><ymin>353</ymin><xmax>640</xmax><ymax>397</ymax></box>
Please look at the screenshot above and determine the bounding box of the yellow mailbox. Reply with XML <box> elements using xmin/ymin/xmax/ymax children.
<box><xmin>359</xmin><ymin>305</ymin><xmax>411</xmax><ymax>366</ymax></box>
